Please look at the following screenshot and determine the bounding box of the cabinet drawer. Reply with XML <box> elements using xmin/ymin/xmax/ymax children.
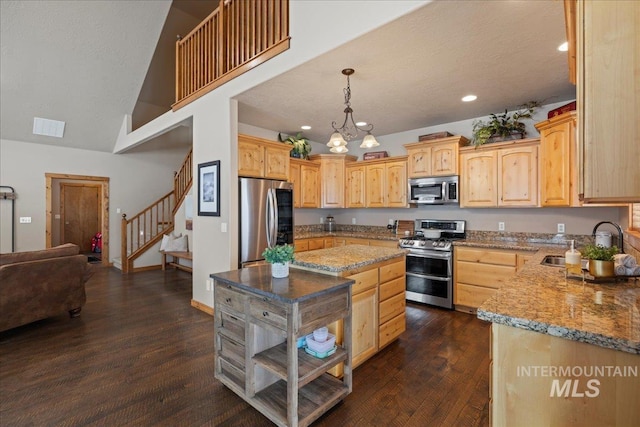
<box><xmin>218</xmin><ymin>310</ymin><xmax>245</xmax><ymax>343</ymax></box>
<box><xmin>324</xmin><ymin>239</ymin><xmax>335</xmax><ymax>248</ymax></box>
<box><xmin>218</xmin><ymin>357</ymin><xmax>245</xmax><ymax>391</ymax></box>
<box><xmin>308</xmin><ymin>238</ymin><xmax>324</xmax><ymax>250</ymax></box>
<box><xmin>379</xmin><ymin>259</ymin><xmax>405</xmax><ymax>282</ymax></box>
<box><xmin>216</xmin><ymin>284</ymin><xmax>247</xmax><ymax>313</ymax></box>
<box><xmin>300</xmin><ymin>287</ymin><xmax>349</xmax><ymax>332</ymax></box>
<box><xmin>456</xmin><ymin>261</ymin><xmax>516</xmax><ymax>289</ymax></box>
<box><xmin>249</xmin><ymin>297</ymin><xmax>287</xmax><ymax>331</ymax></box>
<box><xmin>379</xmin><ymin>312</ymin><xmax>406</xmax><ymax>348</ymax></box>
<box><xmin>379</xmin><ymin>292</ymin><xmax>406</xmax><ymax>324</ymax></box>
<box><xmin>455</xmin><ymin>283</ymin><xmax>496</xmax><ymax>308</ymax></box>
<box><xmin>455</xmin><ymin>247</ymin><xmax>517</xmax><ymax>266</ymax></box>
<box><xmin>218</xmin><ymin>335</ymin><xmax>245</xmax><ymax>370</ymax></box>
<box><xmin>294</xmin><ymin>240</ymin><xmax>309</xmax><ymax>252</ymax></box>
<box><xmin>379</xmin><ymin>276</ymin><xmax>405</xmax><ymax>302</ymax></box>
<box><xmin>348</xmin><ymin>268</ymin><xmax>378</xmax><ymax>294</ymax></box>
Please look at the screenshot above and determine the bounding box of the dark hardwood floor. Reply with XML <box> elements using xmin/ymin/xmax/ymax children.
<box><xmin>0</xmin><ymin>266</ymin><xmax>490</xmax><ymax>426</ymax></box>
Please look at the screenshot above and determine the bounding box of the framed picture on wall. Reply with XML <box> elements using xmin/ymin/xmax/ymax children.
<box><xmin>198</xmin><ymin>160</ymin><xmax>220</xmax><ymax>216</ymax></box>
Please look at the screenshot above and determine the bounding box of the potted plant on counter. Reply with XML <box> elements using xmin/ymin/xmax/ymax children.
<box><xmin>262</xmin><ymin>244</ymin><xmax>295</xmax><ymax>278</ymax></box>
<box><xmin>582</xmin><ymin>244</ymin><xmax>619</xmax><ymax>278</ymax></box>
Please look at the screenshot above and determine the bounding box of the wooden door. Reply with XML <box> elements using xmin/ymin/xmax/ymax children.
<box><xmin>345</xmin><ymin>164</ymin><xmax>366</xmax><ymax>208</ymax></box>
<box><xmin>264</xmin><ymin>145</ymin><xmax>289</xmax><ymax>180</ymax></box>
<box><xmin>498</xmin><ymin>146</ymin><xmax>538</xmax><ymax>207</ymax></box>
<box><xmin>61</xmin><ymin>183</ymin><xmax>101</xmax><ymax>252</ymax></box>
<box><xmin>538</xmin><ymin>114</ymin><xmax>576</xmax><ymax>207</ymax></box>
<box><xmin>386</xmin><ymin>160</ymin><xmax>407</xmax><ymax>207</ymax></box>
<box><xmin>365</xmin><ymin>163</ymin><xmax>386</xmax><ymax>207</ymax></box>
<box><xmin>289</xmin><ymin>160</ymin><xmax>301</xmax><ymax>208</ymax></box>
<box><xmin>407</xmin><ymin>147</ymin><xmax>431</xmax><ymax>178</ymax></box>
<box><xmin>300</xmin><ymin>163</ymin><xmax>320</xmax><ymax>208</ymax></box>
<box><xmin>431</xmin><ymin>141</ymin><xmax>459</xmax><ymax>176</ymax></box>
<box><xmin>350</xmin><ymin>286</ymin><xmax>378</xmax><ymax>368</ymax></box>
<box><xmin>460</xmin><ymin>150</ymin><xmax>497</xmax><ymax>207</ymax></box>
<box><xmin>320</xmin><ymin>157</ymin><xmax>346</xmax><ymax>208</ymax></box>
<box><xmin>238</xmin><ymin>140</ymin><xmax>264</xmax><ymax>177</ymax></box>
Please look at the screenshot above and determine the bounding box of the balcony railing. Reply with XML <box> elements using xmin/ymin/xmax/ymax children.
<box><xmin>173</xmin><ymin>0</ymin><xmax>290</xmax><ymax>111</ymax></box>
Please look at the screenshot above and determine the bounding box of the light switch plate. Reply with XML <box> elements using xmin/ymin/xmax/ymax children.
<box><xmin>19</xmin><ymin>217</ymin><xmax>32</xmax><ymax>223</ymax></box>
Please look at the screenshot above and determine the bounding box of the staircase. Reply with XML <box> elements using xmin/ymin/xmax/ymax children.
<box><xmin>120</xmin><ymin>149</ymin><xmax>192</xmax><ymax>273</ymax></box>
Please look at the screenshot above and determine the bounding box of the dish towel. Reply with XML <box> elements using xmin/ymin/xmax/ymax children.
<box><xmin>614</xmin><ymin>254</ymin><xmax>639</xmax><ymax>275</ymax></box>
<box><xmin>614</xmin><ymin>253</ymin><xmax>637</xmax><ymax>268</ymax></box>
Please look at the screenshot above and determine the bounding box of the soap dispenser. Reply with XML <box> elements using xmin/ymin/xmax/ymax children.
<box><xmin>565</xmin><ymin>240</ymin><xmax>582</xmax><ymax>276</ymax></box>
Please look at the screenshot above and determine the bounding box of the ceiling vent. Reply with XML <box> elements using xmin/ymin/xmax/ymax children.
<box><xmin>33</xmin><ymin>117</ymin><xmax>65</xmax><ymax>138</ymax></box>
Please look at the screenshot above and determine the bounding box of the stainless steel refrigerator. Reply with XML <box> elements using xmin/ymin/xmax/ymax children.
<box><xmin>239</xmin><ymin>177</ymin><xmax>294</xmax><ymax>267</ymax></box>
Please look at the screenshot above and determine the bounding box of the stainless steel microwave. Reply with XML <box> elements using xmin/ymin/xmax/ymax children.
<box><xmin>408</xmin><ymin>175</ymin><xmax>459</xmax><ymax>205</ymax></box>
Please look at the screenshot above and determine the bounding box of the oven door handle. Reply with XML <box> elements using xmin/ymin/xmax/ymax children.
<box><xmin>406</xmin><ymin>251</ymin><xmax>451</xmax><ymax>260</ymax></box>
<box><xmin>406</xmin><ymin>272</ymin><xmax>451</xmax><ymax>282</ymax></box>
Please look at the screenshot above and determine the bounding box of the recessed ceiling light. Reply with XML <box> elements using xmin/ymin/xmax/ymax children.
<box><xmin>355</xmin><ymin>121</ymin><xmax>368</xmax><ymax>127</ymax></box>
<box><xmin>558</xmin><ymin>42</ymin><xmax>569</xmax><ymax>52</ymax></box>
<box><xmin>301</xmin><ymin>125</ymin><xmax>311</xmax><ymax>130</ymax></box>
<box><xmin>462</xmin><ymin>95</ymin><xmax>477</xmax><ymax>102</ymax></box>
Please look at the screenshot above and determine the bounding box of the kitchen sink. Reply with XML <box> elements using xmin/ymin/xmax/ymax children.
<box><xmin>540</xmin><ymin>255</ymin><xmax>588</xmax><ymax>269</ymax></box>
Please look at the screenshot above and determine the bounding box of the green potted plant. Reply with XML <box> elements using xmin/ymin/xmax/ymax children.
<box><xmin>262</xmin><ymin>244</ymin><xmax>295</xmax><ymax>278</ymax></box>
<box><xmin>278</xmin><ymin>132</ymin><xmax>312</xmax><ymax>159</ymax></box>
<box><xmin>471</xmin><ymin>101</ymin><xmax>539</xmax><ymax>147</ymax></box>
<box><xmin>581</xmin><ymin>244</ymin><xmax>619</xmax><ymax>278</ymax></box>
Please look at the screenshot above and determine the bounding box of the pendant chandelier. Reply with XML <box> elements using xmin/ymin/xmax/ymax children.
<box><xmin>327</xmin><ymin>68</ymin><xmax>379</xmax><ymax>153</ymax></box>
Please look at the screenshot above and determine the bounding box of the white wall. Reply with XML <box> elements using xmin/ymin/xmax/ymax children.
<box><xmin>0</xmin><ymin>138</ymin><xmax>187</xmax><ymax>256</ymax></box>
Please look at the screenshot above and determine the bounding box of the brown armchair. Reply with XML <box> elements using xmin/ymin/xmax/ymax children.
<box><xmin>0</xmin><ymin>243</ymin><xmax>93</xmax><ymax>332</ymax></box>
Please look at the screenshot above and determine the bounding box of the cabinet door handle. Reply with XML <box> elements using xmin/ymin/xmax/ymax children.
<box><xmin>262</xmin><ymin>311</ymin><xmax>269</xmax><ymax>317</ymax></box>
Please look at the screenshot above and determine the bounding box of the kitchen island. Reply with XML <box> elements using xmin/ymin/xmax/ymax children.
<box><xmin>292</xmin><ymin>245</ymin><xmax>407</xmax><ymax>370</ymax></box>
<box><xmin>211</xmin><ymin>266</ymin><xmax>354</xmax><ymax>427</ymax></box>
<box><xmin>477</xmin><ymin>248</ymin><xmax>640</xmax><ymax>426</ymax></box>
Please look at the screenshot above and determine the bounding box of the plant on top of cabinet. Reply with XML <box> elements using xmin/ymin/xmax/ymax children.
<box><xmin>278</xmin><ymin>132</ymin><xmax>312</xmax><ymax>159</ymax></box>
<box><xmin>471</xmin><ymin>101</ymin><xmax>540</xmax><ymax>147</ymax></box>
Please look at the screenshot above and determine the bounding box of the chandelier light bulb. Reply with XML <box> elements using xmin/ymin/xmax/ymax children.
<box><xmin>330</xmin><ymin>145</ymin><xmax>348</xmax><ymax>153</ymax></box>
<box><xmin>360</xmin><ymin>133</ymin><xmax>380</xmax><ymax>148</ymax></box>
<box><xmin>327</xmin><ymin>132</ymin><xmax>347</xmax><ymax>147</ymax></box>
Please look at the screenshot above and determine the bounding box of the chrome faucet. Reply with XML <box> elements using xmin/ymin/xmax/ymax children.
<box><xmin>591</xmin><ymin>221</ymin><xmax>624</xmax><ymax>253</ymax></box>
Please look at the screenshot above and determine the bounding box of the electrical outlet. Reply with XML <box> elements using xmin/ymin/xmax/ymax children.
<box><xmin>352</xmin><ymin>218</ymin><xmax>357</xmax><ymax>225</ymax></box>
<box><xmin>221</xmin><ymin>222</ymin><xmax>228</xmax><ymax>233</ymax></box>
<box><xmin>320</xmin><ymin>217</ymin><xmax>324</xmax><ymax>224</ymax></box>
<box><xmin>206</xmin><ymin>278</ymin><xmax>213</xmax><ymax>291</ymax></box>
<box><xmin>557</xmin><ymin>223</ymin><xmax>565</xmax><ymax>233</ymax></box>
<box><xmin>19</xmin><ymin>217</ymin><xmax>32</xmax><ymax>223</ymax></box>
<box><xmin>498</xmin><ymin>222</ymin><xmax>505</xmax><ymax>231</ymax></box>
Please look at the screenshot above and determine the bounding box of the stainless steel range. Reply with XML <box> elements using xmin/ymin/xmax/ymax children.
<box><xmin>399</xmin><ymin>219</ymin><xmax>466</xmax><ymax>309</ymax></box>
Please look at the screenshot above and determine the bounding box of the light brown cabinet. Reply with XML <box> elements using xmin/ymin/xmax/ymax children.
<box><xmin>404</xmin><ymin>135</ymin><xmax>468</xmax><ymax>178</ymax></box>
<box><xmin>346</xmin><ymin>158</ymin><xmax>408</xmax><ymax>208</ymax></box>
<box><xmin>289</xmin><ymin>158</ymin><xmax>320</xmax><ymax>208</ymax></box>
<box><xmin>577</xmin><ymin>0</ymin><xmax>640</xmax><ymax>203</ymax></box>
<box><xmin>454</xmin><ymin>246</ymin><xmax>532</xmax><ymax>313</ymax></box>
<box><xmin>238</xmin><ymin>134</ymin><xmax>290</xmax><ymax>180</ymax></box>
<box><xmin>310</xmin><ymin>154</ymin><xmax>357</xmax><ymax>208</ymax></box>
<box><xmin>293</xmin><ymin>237</ymin><xmax>324</xmax><ymax>253</ymax></box>
<box><xmin>535</xmin><ymin>112</ymin><xmax>579</xmax><ymax>207</ymax></box>
<box><xmin>345</xmin><ymin>164</ymin><xmax>366</xmax><ymax>208</ymax></box>
<box><xmin>459</xmin><ymin>139</ymin><xmax>539</xmax><ymax>208</ymax></box>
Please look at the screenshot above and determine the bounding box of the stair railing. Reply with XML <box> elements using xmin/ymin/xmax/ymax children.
<box><xmin>174</xmin><ymin>148</ymin><xmax>193</xmax><ymax>215</ymax></box>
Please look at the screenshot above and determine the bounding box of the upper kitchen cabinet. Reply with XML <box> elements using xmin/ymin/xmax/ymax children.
<box><xmin>289</xmin><ymin>158</ymin><xmax>320</xmax><ymax>208</ymax></box>
<box><xmin>404</xmin><ymin>135</ymin><xmax>469</xmax><ymax>178</ymax></box>
<box><xmin>576</xmin><ymin>0</ymin><xmax>640</xmax><ymax>202</ymax></box>
<box><xmin>345</xmin><ymin>163</ymin><xmax>366</xmax><ymax>208</ymax></box>
<box><xmin>238</xmin><ymin>134</ymin><xmax>290</xmax><ymax>180</ymax></box>
<box><xmin>346</xmin><ymin>157</ymin><xmax>408</xmax><ymax>208</ymax></box>
<box><xmin>309</xmin><ymin>154</ymin><xmax>357</xmax><ymax>208</ymax></box>
<box><xmin>535</xmin><ymin>112</ymin><xmax>580</xmax><ymax>207</ymax></box>
<box><xmin>459</xmin><ymin>139</ymin><xmax>539</xmax><ymax>208</ymax></box>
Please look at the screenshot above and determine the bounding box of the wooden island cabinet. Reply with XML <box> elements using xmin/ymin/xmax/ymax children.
<box><xmin>212</xmin><ymin>266</ymin><xmax>354</xmax><ymax>427</ymax></box>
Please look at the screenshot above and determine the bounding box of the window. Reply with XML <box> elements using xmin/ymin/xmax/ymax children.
<box><xmin>632</xmin><ymin>204</ymin><xmax>640</xmax><ymax>231</ymax></box>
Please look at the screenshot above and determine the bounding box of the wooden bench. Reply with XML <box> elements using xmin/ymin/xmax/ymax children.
<box><xmin>160</xmin><ymin>251</ymin><xmax>193</xmax><ymax>273</ymax></box>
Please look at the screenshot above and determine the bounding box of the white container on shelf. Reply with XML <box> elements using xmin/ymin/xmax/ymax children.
<box><xmin>313</xmin><ymin>326</ymin><xmax>328</xmax><ymax>342</ymax></box>
<box><xmin>305</xmin><ymin>333</ymin><xmax>336</xmax><ymax>353</ymax></box>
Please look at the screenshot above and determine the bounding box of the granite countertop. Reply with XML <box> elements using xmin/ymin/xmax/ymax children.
<box><xmin>295</xmin><ymin>231</ymin><xmax>401</xmax><ymax>242</ymax></box>
<box><xmin>291</xmin><ymin>244</ymin><xmax>407</xmax><ymax>273</ymax></box>
<box><xmin>210</xmin><ymin>265</ymin><xmax>354</xmax><ymax>303</ymax></box>
<box><xmin>477</xmin><ymin>247</ymin><xmax>640</xmax><ymax>354</ymax></box>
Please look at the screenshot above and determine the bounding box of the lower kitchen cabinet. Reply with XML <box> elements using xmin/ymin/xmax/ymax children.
<box><xmin>454</xmin><ymin>246</ymin><xmax>533</xmax><ymax>313</ymax></box>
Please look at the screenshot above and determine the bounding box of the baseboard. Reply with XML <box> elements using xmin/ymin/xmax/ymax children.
<box><xmin>191</xmin><ymin>299</ymin><xmax>214</xmax><ymax>316</ymax></box>
<box><xmin>131</xmin><ymin>264</ymin><xmax>163</xmax><ymax>273</ymax></box>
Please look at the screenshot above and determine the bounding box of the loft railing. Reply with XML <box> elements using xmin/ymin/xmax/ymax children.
<box><xmin>173</xmin><ymin>0</ymin><xmax>290</xmax><ymax>110</ymax></box>
<box><xmin>174</xmin><ymin>148</ymin><xmax>193</xmax><ymax>214</ymax></box>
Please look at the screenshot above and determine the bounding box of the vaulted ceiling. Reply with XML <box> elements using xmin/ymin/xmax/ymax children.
<box><xmin>1</xmin><ymin>1</ymin><xmax>575</xmax><ymax>154</ymax></box>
